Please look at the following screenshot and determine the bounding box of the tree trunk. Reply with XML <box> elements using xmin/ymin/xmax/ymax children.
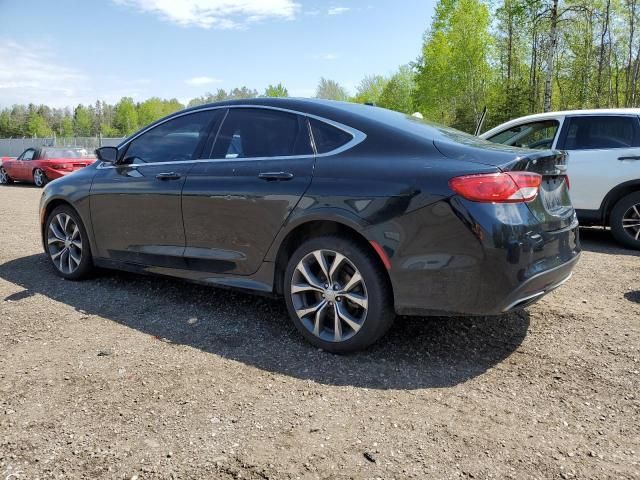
<box><xmin>543</xmin><ymin>0</ymin><xmax>559</xmax><ymax>112</ymax></box>
<box><xmin>626</xmin><ymin>0</ymin><xmax>637</xmax><ymax>106</ymax></box>
<box><xmin>596</xmin><ymin>0</ymin><xmax>611</xmax><ymax>107</ymax></box>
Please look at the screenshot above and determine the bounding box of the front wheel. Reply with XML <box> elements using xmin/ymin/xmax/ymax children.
<box><xmin>610</xmin><ymin>192</ymin><xmax>640</xmax><ymax>250</ymax></box>
<box><xmin>45</xmin><ymin>205</ymin><xmax>94</xmax><ymax>280</ymax></box>
<box><xmin>33</xmin><ymin>168</ymin><xmax>48</xmax><ymax>187</ymax></box>
<box><xmin>0</xmin><ymin>167</ymin><xmax>12</xmax><ymax>185</ymax></box>
<box><xmin>284</xmin><ymin>235</ymin><xmax>395</xmax><ymax>353</ymax></box>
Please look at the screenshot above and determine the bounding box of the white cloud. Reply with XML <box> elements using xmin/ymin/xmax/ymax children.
<box><xmin>185</xmin><ymin>76</ymin><xmax>222</xmax><ymax>86</ymax></box>
<box><xmin>113</xmin><ymin>0</ymin><xmax>301</xmax><ymax>29</ymax></box>
<box><xmin>0</xmin><ymin>40</ymin><xmax>90</xmax><ymax>107</ymax></box>
<box><xmin>311</xmin><ymin>53</ymin><xmax>338</xmax><ymax>61</ymax></box>
<box><xmin>328</xmin><ymin>6</ymin><xmax>350</xmax><ymax>15</ymax></box>
<box><xmin>0</xmin><ymin>40</ymin><xmax>153</xmax><ymax>108</ymax></box>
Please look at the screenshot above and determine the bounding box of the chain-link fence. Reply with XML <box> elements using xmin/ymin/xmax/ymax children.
<box><xmin>0</xmin><ymin>137</ymin><xmax>124</xmax><ymax>157</ymax></box>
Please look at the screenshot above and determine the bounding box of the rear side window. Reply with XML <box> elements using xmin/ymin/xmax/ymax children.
<box><xmin>563</xmin><ymin>116</ymin><xmax>639</xmax><ymax>150</ymax></box>
<box><xmin>124</xmin><ymin>110</ymin><xmax>217</xmax><ymax>163</ymax></box>
<box><xmin>487</xmin><ymin>120</ymin><xmax>559</xmax><ymax>150</ymax></box>
<box><xmin>211</xmin><ymin>108</ymin><xmax>312</xmax><ymax>159</ymax></box>
<box><xmin>310</xmin><ymin>118</ymin><xmax>353</xmax><ymax>154</ymax></box>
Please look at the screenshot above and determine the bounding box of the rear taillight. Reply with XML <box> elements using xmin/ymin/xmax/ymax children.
<box><xmin>565</xmin><ymin>176</ymin><xmax>570</xmax><ymax>190</ymax></box>
<box><xmin>449</xmin><ymin>172</ymin><xmax>542</xmax><ymax>203</ymax></box>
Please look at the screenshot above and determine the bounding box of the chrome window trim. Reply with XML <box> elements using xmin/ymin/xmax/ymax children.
<box><xmin>109</xmin><ymin>104</ymin><xmax>366</xmax><ymax>167</ymax></box>
<box><xmin>97</xmin><ymin>154</ymin><xmax>320</xmax><ymax>169</ymax></box>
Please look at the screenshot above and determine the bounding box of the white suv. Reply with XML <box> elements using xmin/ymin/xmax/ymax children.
<box><xmin>481</xmin><ymin>109</ymin><xmax>640</xmax><ymax>249</ymax></box>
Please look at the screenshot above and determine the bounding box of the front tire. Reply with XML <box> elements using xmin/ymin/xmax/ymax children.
<box><xmin>0</xmin><ymin>167</ymin><xmax>12</xmax><ymax>185</ymax></box>
<box><xmin>33</xmin><ymin>168</ymin><xmax>48</xmax><ymax>187</ymax></box>
<box><xmin>284</xmin><ymin>235</ymin><xmax>395</xmax><ymax>353</ymax></box>
<box><xmin>610</xmin><ymin>192</ymin><xmax>640</xmax><ymax>250</ymax></box>
<box><xmin>45</xmin><ymin>205</ymin><xmax>94</xmax><ymax>280</ymax></box>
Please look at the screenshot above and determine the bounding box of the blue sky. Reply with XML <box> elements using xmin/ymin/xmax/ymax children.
<box><xmin>0</xmin><ymin>0</ymin><xmax>436</xmax><ymax>108</ymax></box>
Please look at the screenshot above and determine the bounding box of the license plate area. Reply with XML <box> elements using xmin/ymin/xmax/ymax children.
<box><xmin>540</xmin><ymin>176</ymin><xmax>567</xmax><ymax>214</ymax></box>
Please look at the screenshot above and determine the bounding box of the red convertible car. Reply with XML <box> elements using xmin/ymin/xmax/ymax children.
<box><xmin>0</xmin><ymin>147</ymin><xmax>96</xmax><ymax>187</ymax></box>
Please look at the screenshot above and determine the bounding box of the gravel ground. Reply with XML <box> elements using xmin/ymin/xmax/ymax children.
<box><xmin>0</xmin><ymin>185</ymin><xmax>639</xmax><ymax>480</ymax></box>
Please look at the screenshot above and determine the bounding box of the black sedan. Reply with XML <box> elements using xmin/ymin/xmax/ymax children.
<box><xmin>39</xmin><ymin>99</ymin><xmax>580</xmax><ymax>352</ymax></box>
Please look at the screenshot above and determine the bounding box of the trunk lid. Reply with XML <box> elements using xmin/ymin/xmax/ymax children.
<box><xmin>434</xmin><ymin>136</ymin><xmax>574</xmax><ymax>231</ymax></box>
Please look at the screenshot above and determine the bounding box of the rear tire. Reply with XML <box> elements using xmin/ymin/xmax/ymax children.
<box><xmin>0</xmin><ymin>167</ymin><xmax>12</xmax><ymax>185</ymax></box>
<box><xmin>33</xmin><ymin>168</ymin><xmax>48</xmax><ymax>188</ymax></box>
<box><xmin>610</xmin><ymin>192</ymin><xmax>640</xmax><ymax>250</ymax></box>
<box><xmin>45</xmin><ymin>205</ymin><xmax>94</xmax><ymax>280</ymax></box>
<box><xmin>283</xmin><ymin>235</ymin><xmax>395</xmax><ymax>353</ymax></box>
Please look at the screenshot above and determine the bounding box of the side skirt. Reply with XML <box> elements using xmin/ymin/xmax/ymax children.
<box><xmin>93</xmin><ymin>258</ymin><xmax>278</xmax><ymax>298</ymax></box>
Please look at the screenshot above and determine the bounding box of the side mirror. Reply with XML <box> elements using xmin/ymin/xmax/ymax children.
<box><xmin>95</xmin><ymin>146</ymin><xmax>118</xmax><ymax>164</ymax></box>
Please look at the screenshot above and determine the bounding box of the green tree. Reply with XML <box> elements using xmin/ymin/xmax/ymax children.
<box><xmin>414</xmin><ymin>0</ymin><xmax>493</xmax><ymax>131</ymax></box>
<box><xmin>60</xmin><ymin>116</ymin><xmax>74</xmax><ymax>137</ymax></box>
<box><xmin>264</xmin><ymin>83</ymin><xmax>289</xmax><ymax>97</ymax></box>
<box><xmin>0</xmin><ymin>110</ymin><xmax>20</xmax><ymax>137</ymax></box>
<box><xmin>315</xmin><ymin>78</ymin><xmax>349</xmax><ymax>101</ymax></box>
<box><xmin>113</xmin><ymin>97</ymin><xmax>139</xmax><ymax>135</ymax></box>
<box><xmin>353</xmin><ymin>75</ymin><xmax>388</xmax><ymax>104</ymax></box>
<box><xmin>137</xmin><ymin>97</ymin><xmax>166</xmax><ymax>126</ymax></box>
<box><xmin>26</xmin><ymin>112</ymin><xmax>53</xmax><ymax>137</ymax></box>
<box><xmin>377</xmin><ymin>66</ymin><xmax>415</xmax><ymax>113</ymax></box>
<box><xmin>73</xmin><ymin>105</ymin><xmax>93</xmax><ymax>136</ymax></box>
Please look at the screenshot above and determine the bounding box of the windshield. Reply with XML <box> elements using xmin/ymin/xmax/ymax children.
<box><xmin>42</xmin><ymin>148</ymin><xmax>94</xmax><ymax>159</ymax></box>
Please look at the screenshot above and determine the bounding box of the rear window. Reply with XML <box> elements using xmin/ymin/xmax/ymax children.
<box><xmin>563</xmin><ymin>116</ymin><xmax>639</xmax><ymax>150</ymax></box>
<box><xmin>487</xmin><ymin>120</ymin><xmax>559</xmax><ymax>150</ymax></box>
<box><xmin>310</xmin><ymin>118</ymin><xmax>353</xmax><ymax>154</ymax></box>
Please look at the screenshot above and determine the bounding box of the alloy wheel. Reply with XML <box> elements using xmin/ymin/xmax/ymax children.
<box><xmin>622</xmin><ymin>203</ymin><xmax>640</xmax><ymax>241</ymax></box>
<box><xmin>47</xmin><ymin>213</ymin><xmax>83</xmax><ymax>274</ymax></box>
<box><xmin>0</xmin><ymin>168</ymin><xmax>7</xmax><ymax>184</ymax></box>
<box><xmin>290</xmin><ymin>249</ymin><xmax>368</xmax><ymax>343</ymax></box>
<box><xmin>34</xmin><ymin>169</ymin><xmax>45</xmax><ymax>187</ymax></box>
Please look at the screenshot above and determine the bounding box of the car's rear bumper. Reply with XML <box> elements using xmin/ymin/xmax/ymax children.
<box><xmin>384</xmin><ymin>198</ymin><xmax>581</xmax><ymax>317</ymax></box>
<box><xmin>498</xmin><ymin>253</ymin><xmax>579</xmax><ymax>312</ymax></box>
<box><xmin>42</xmin><ymin>168</ymin><xmax>78</xmax><ymax>180</ymax></box>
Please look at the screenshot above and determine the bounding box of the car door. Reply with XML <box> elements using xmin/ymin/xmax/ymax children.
<box><xmin>556</xmin><ymin>115</ymin><xmax>640</xmax><ymax>211</ymax></box>
<box><xmin>90</xmin><ymin>109</ymin><xmax>220</xmax><ymax>267</ymax></box>
<box><xmin>13</xmin><ymin>148</ymin><xmax>36</xmax><ymax>180</ymax></box>
<box><xmin>181</xmin><ymin>107</ymin><xmax>315</xmax><ymax>275</ymax></box>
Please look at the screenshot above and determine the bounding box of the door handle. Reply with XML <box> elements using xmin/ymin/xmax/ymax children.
<box><xmin>258</xmin><ymin>171</ymin><xmax>294</xmax><ymax>181</ymax></box>
<box><xmin>156</xmin><ymin>172</ymin><xmax>182</xmax><ymax>180</ymax></box>
<box><xmin>618</xmin><ymin>156</ymin><xmax>640</xmax><ymax>161</ymax></box>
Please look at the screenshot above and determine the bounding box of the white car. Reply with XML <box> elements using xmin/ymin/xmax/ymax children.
<box><xmin>481</xmin><ymin>109</ymin><xmax>640</xmax><ymax>249</ymax></box>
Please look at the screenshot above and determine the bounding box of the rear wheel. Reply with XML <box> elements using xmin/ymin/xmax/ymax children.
<box><xmin>33</xmin><ymin>168</ymin><xmax>48</xmax><ymax>188</ymax></box>
<box><xmin>0</xmin><ymin>167</ymin><xmax>12</xmax><ymax>185</ymax></box>
<box><xmin>610</xmin><ymin>192</ymin><xmax>640</xmax><ymax>250</ymax></box>
<box><xmin>284</xmin><ymin>235</ymin><xmax>395</xmax><ymax>353</ymax></box>
<box><xmin>45</xmin><ymin>205</ymin><xmax>94</xmax><ymax>280</ymax></box>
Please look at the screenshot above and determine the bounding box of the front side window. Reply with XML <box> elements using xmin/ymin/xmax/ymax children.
<box><xmin>20</xmin><ymin>149</ymin><xmax>35</xmax><ymax>161</ymax></box>
<box><xmin>563</xmin><ymin>116</ymin><xmax>639</xmax><ymax>150</ymax></box>
<box><xmin>487</xmin><ymin>120</ymin><xmax>560</xmax><ymax>150</ymax></box>
<box><xmin>211</xmin><ymin>108</ymin><xmax>312</xmax><ymax>159</ymax></box>
<box><xmin>123</xmin><ymin>110</ymin><xmax>216</xmax><ymax>163</ymax></box>
<box><xmin>310</xmin><ymin>118</ymin><xmax>353</xmax><ymax>154</ymax></box>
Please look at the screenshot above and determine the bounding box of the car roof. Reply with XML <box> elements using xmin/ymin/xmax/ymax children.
<box><xmin>480</xmin><ymin>108</ymin><xmax>640</xmax><ymax>138</ymax></box>
<box><xmin>125</xmin><ymin>97</ymin><xmax>459</xmax><ymax>148</ymax></box>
